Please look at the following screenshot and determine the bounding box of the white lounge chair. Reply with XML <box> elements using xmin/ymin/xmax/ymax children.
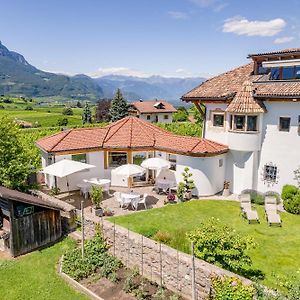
<box><xmin>266</xmin><ymin>211</ymin><xmax>282</xmax><ymax>226</ymax></box>
<box><xmin>239</xmin><ymin>194</ymin><xmax>259</xmax><ymax>223</ymax></box>
<box><xmin>264</xmin><ymin>197</ymin><xmax>281</xmax><ymax>226</ymax></box>
<box><xmin>245</xmin><ymin>210</ymin><xmax>260</xmax><ymax>224</ymax></box>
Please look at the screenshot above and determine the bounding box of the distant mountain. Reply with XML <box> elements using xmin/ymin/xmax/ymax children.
<box><xmin>94</xmin><ymin>75</ymin><xmax>204</xmax><ymax>105</ymax></box>
<box><xmin>0</xmin><ymin>42</ymin><xmax>103</xmax><ymax>100</ymax></box>
<box><xmin>0</xmin><ymin>42</ymin><xmax>205</xmax><ymax>104</ymax></box>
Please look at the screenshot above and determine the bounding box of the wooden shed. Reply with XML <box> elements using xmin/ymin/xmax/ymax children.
<box><xmin>0</xmin><ymin>186</ymin><xmax>62</xmax><ymax>257</ymax></box>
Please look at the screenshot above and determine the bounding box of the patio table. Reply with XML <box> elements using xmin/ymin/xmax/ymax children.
<box><xmin>121</xmin><ymin>193</ymin><xmax>140</xmax><ymax>208</ymax></box>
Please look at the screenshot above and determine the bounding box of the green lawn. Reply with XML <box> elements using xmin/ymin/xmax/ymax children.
<box><xmin>111</xmin><ymin>200</ymin><xmax>300</xmax><ymax>288</ymax></box>
<box><xmin>0</xmin><ymin>238</ymin><xmax>87</xmax><ymax>300</ymax></box>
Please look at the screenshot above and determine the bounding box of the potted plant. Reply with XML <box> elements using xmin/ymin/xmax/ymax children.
<box><xmin>177</xmin><ymin>167</ymin><xmax>195</xmax><ymax>201</ymax></box>
<box><xmin>222</xmin><ymin>181</ymin><xmax>230</xmax><ymax>197</ymax></box>
<box><xmin>90</xmin><ymin>186</ymin><xmax>104</xmax><ymax>216</ymax></box>
<box><xmin>164</xmin><ymin>192</ymin><xmax>176</xmax><ymax>204</ymax></box>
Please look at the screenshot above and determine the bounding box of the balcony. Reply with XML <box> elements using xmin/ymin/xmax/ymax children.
<box><xmin>227</xmin><ymin>130</ymin><xmax>261</xmax><ymax>151</ymax></box>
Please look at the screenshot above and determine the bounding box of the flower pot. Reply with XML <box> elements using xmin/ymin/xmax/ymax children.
<box><xmin>92</xmin><ymin>207</ymin><xmax>103</xmax><ymax>217</ymax></box>
<box><xmin>184</xmin><ymin>191</ymin><xmax>192</xmax><ymax>200</ymax></box>
<box><xmin>222</xmin><ymin>188</ymin><xmax>230</xmax><ymax>197</ymax></box>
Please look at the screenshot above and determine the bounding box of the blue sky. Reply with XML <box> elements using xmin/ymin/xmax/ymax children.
<box><xmin>0</xmin><ymin>0</ymin><xmax>299</xmax><ymax>78</ymax></box>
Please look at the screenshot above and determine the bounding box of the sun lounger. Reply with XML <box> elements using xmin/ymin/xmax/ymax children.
<box><xmin>240</xmin><ymin>193</ymin><xmax>251</xmax><ymax>203</ymax></box>
<box><xmin>240</xmin><ymin>201</ymin><xmax>252</xmax><ymax>213</ymax></box>
<box><xmin>265</xmin><ymin>196</ymin><xmax>277</xmax><ymax>205</ymax></box>
<box><xmin>245</xmin><ymin>209</ymin><xmax>260</xmax><ymax>224</ymax></box>
<box><xmin>266</xmin><ymin>211</ymin><xmax>282</xmax><ymax>226</ymax></box>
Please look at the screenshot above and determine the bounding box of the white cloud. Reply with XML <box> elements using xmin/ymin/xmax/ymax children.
<box><xmin>168</xmin><ymin>11</ymin><xmax>189</xmax><ymax>20</ymax></box>
<box><xmin>89</xmin><ymin>67</ymin><xmax>149</xmax><ymax>78</ymax></box>
<box><xmin>223</xmin><ymin>17</ymin><xmax>286</xmax><ymax>37</ymax></box>
<box><xmin>274</xmin><ymin>36</ymin><xmax>295</xmax><ymax>44</ymax></box>
<box><xmin>188</xmin><ymin>0</ymin><xmax>227</xmax><ymax>11</ymax></box>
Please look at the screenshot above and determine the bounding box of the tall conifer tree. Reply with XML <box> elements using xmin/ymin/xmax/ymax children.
<box><xmin>109</xmin><ymin>89</ymin><xmax>129</xmax><ymax>122</ymax></box>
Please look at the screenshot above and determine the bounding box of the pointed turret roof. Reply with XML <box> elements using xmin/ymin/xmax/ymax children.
<box><xmin>226</xmin><ymin>81</ymin><xmax>266</xmax><ymax>113</ymax></box>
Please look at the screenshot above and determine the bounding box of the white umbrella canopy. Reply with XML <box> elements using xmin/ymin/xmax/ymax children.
<box><xmin>42</xmin><ymin>159</ymin><xmax>96</xmax><ymax>177</ymax></box>
<box><xmin>141</xmin><ymin>157</ymin><xmax>171</xmax><ymax>171</ymax></box>
<box><xmin>114</xmin><ymin>164</ymin><xmax>145</xmax><ymax>177</ymax></box>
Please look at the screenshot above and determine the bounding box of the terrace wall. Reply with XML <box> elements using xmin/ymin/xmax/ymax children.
<box><xmin>101</xmin><ymin>220</ymin><xmax>251</xmax><ymax>300</ymax></box>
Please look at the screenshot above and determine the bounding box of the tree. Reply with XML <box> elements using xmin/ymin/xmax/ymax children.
<box><xmin>82</xmin><ymin>102</ymin><xmax>92</xmax><ymax>124</ymax></box>
<box><xmin>76</xmin><ymin>101</ymin><xmax>83</xmax><ymax>108</ymax></box>
<box><xmin>95</xmin><ymin>98</ymin><xmax>111</xmax><ymax>122</ymax></box>
<box><xmin>190</xmin><ymin>103</ymin><xmax>204</xmax><ymax>124</ymax></box>
<box><xmin>109</xmin><ymin>89</ymin><xmax>129</xmax><ymax>122</ymax></box>
<box><xmin>62</xmin><ymin>107</ymin><xmax>73</xmax><ymax>115</ymax></box>
<box><xmin>0</xmin><ymin>117</ymin><xmax>31</xmax><ymax>191</ymax></box>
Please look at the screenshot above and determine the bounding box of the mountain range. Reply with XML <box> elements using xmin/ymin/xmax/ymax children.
<box><xmin>0</xmin><ymin>42</ymin><xmax>205</xmax><ymax>104</ymax></box>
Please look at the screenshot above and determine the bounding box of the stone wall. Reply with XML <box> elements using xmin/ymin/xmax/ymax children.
<box><xmin>101</xmin><ymin>220</ymin><xmax>251</xmax><ymax>300</ymax></box>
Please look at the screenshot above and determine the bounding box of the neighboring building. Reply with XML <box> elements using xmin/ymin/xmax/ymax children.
<box><xmin>0</xmin><ymin>186</ymin><xmax>62</xmax><ymax>256</ymax></box>
<box><xmin>36</xmin><ymin>116</ymin><xmax>228</xmax><ymax>196</ymax></box>
<box><xmin>182</xmin><ymin>48</ymin><xmax>300</xmax><ymax>195</ymax></box>
<box><xmin>129</xmin><ymin>100</ymin><xmax>177</xmax><ymax>123</ymax></box>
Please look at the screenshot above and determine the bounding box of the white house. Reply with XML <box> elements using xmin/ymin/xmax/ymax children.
<box><xmin>36</xmin><ymin>116</ymin><xmax>227</xmax><ymax>196</ymax></box>
<box><xmin>182</xmin><ymin>48</ymin><xmax>300</xmax><ymax>195</ymax></box>
<box><xmin>129</xmin><ymin>100</ymin><xmax>177</xmax><ymax>123</ymax></box>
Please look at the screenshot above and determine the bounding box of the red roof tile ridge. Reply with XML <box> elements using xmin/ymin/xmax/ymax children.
<box><xmin>182</xmin><ymin>63</ymin><xmax>253</xmax><ymax>99</ymax></box>
<box><xmin>51</xmin><ymin>129</ymin><xmax>75</xmax><ymax>152</ymax></box>
<box><xmin>104</xmin><ymin>117</ymin><xmax>131</xmax><ymax>143</ymax></box>
<box><xmin>133</xmin><ymin>118</ymin><xmax>158</xmax><ymax>144</ymax></box>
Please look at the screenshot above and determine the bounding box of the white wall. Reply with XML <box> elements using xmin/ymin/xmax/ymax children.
<box><xmin>257</xmin><ymin>101</ymin><xmax>300</xmax><ymax>193</ymax></box>
<box><xmin>45</xmin><ymin>151</ymin><xmax>106</xmax><ymax>192</ymax></box>
<box><xmin>176</xmin><ymin>154</ymin><xmax>226</xmax><ymax>196</ymax></box>
<box><xmin>139</xmin><ymin>113</ymin><xmax>173</xmax><ymax>123</ymax></box>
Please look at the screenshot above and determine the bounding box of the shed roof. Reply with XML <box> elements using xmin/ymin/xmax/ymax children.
<box><xmin>0</xmin><ymin>186</ymin><xmax>62</xmax><ymax>211</ymax></box>
<box><xmin>36</xmin><ymin>116</ymin><xmax>228</xmax><ymax>156</ymax></box>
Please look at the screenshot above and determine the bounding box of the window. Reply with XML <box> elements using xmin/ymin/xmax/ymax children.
<box><xmin>72</xmin><ymin>153</ymin><xmax>87</xmax><ymax>163</ymax></box>
<box><xmin>146</xmin><ymin>115</ymin><xmax>151</xmax><ymax>120</ymax></box>
<box><xmin>213</xmin><ymin>113</ymin><xmax>224</xmax><ymax>127</ymax></box>
<box><xmin>233</xmin><ymin>115</ymin><xmax>246</xmax><ymax>130</ymax></box>
<box><xmin>247</xmin><ymin>116</ymin><xmax>257</xmax><ymax>131</ymax></box>
<box><xmin>264</xmin><ymin>165</ymin><xmax>277</xmax><ymax>182</ymax></box>
<box><xmin>257</xmin><ymin>62</ymin><xmax>269</xmax><ymax>75</ymax></box>
<box><xmin>296</xmin><ymin>66</ymin><xmax>300</xmax><ymax>79</ymax></box>
<box><xmin>108</xmin><ymin>152</ymin><xmax>127</xmax><ymax>168</ymax></box>
<box><xmin>282</xmin><ymin>66</ymin><xmax>294</xmax><ymax>80</ymax></box>
<box><xmin>168</xmin><ymin>153</ymin><xmax>177</xmax><ymax>171</ymax></box>
<box><xmin>270</xmin><ymin>67</ymin><xmax>280</xmax><ymax>80</ymax></box>
<box><xmin>279</xmin><ymin>117</ymin><xmax>291</xmax><ymax>132</ymax></box>
<box><xmin>219</xmin><ymin>159</ymin><xmax>223</xmax><ymax>168</ymax></box>
<box><xmin>133</xmin><ymin>152</ymin><xmax>146</xmax><ymax>166</ymax></box>
<box><xmin>164</xmin><ymin>115</ymin><xmax>169</xmax><ymax>120</ymax></box>
<box><xmin>231</xmin><ymin>115</ymin><xmax>258</xmax><ymax>132</ymax></box>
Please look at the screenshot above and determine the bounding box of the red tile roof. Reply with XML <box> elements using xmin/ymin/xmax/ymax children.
<box><xmin>226</xmin><ymin>81</ymin><xmax>266</xmax><ymax>113</ymax></box>
<box><xmin>248</xmin><ymin>48</ymin><xmax>300</xmax><ymax>58</ymax></box>
<box><xmin>182</xmin><ymin>63</ymin><xmax>257</xmax><ymax>100</ymax></box>
<box><xmin>130</xmin><ymin>100</ymin><xmax>177</xmax><ymax>113</ymax></box>
<box><xmin>254</xmin><ymin>81</ymin><xmax>300</xmax><ymax>97</ymax></box>
<box><xmin>36</xmin><ymin>117</ymin><xmax>228</xmax><ymax>156</ymax></box>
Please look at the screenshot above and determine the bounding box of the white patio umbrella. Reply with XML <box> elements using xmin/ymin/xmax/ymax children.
<box><xmin>42</xmin><ymin>159</ymin><xmax>96</xmax><ymax>192</ymax></box>
<box><xmin>141</xmin><ymin>157</ymin><xmax>171</xmax><ymax>171</ymax></box>
<box><xmin>114</xmin><ymin>164</ymin><xmax>145</xmax><ymax>177</ymax></box>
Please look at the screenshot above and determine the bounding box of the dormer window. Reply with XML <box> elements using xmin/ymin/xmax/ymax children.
<box><xmin>263</xmin><ymin>60</ymin><xmax>300</xmax><ymax>80</ymax></box>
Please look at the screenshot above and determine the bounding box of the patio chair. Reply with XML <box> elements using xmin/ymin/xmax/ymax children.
<box><xmin>114</xmin><ymin>192</ymin><xmax>124</xmax><ymax>208</ymax></box>
<box><xmin>244</xmin><ymin>209</ymin><xmax>260</xmax><ymax>224</ymax></box>
<box><xmin>135</xmin><ymin>194</ymin><xmax>148</xmax><ymax>210</ymax></box>
<box><xmin>266</xmin><ymin>211</ymin><xmax>282</xmax><ymax>226</ymax></box>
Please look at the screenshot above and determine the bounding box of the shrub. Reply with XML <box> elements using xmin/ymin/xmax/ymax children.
<box><xmin>284</xmin><ymin>193</ymin><xmax>300</xmax><ymax>215</ymax></box>
<box><xmin>209</xmin><ymin>276</ymin><xmax>255</xmax><ymax>300</ymax></box>
<box><xmin>90</xmin><ymin>186</ymin><xmax>103</xmax><ymax>209</ymax></box>
<box><xmin>62</xmin><ymin>107</ymin><xmax>74</xmax><ymax>115</ymax></box>
<box><xmin>153</xmin><ymin>231</ymin><xmax>172</xmax><ymax>244</ymax></box>
<box><xmin>172</xmin><ymin>109</ymin><xmax>188</xmax><ymax>122</ymax></box>
<box><xmin>25</xmin><ymin>105</ymin><xmax>33</xmax><ymax>110</ymax></box>
<box><xmin>242</xmin><ymin>189</ymin><xmax>265</xmax><ymax>205</ymax></box>
<box><xmin>281</xmin><ymin>185</ymin><xmax>298</xmax><ymax>201</ymax></box>
<box><xmin>62</xmin><ymin>231</ymin><xmax>121</xmax><ymax>281</ymax></box>
<box><xmin>57</xmin><ymin>117</ymin><xmax>68</xmax><ymax>126</ymax></box>
<box><xmin>187</xmin><ymin>218</ymin><xmax>255</xmax><ymax>274</ymax></box>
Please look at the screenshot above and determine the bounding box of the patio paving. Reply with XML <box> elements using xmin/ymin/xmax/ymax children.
<box><xmin>55</xmin><ymin>185</ymin><xmax>168</xmax><ymax>217</ymax></box>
